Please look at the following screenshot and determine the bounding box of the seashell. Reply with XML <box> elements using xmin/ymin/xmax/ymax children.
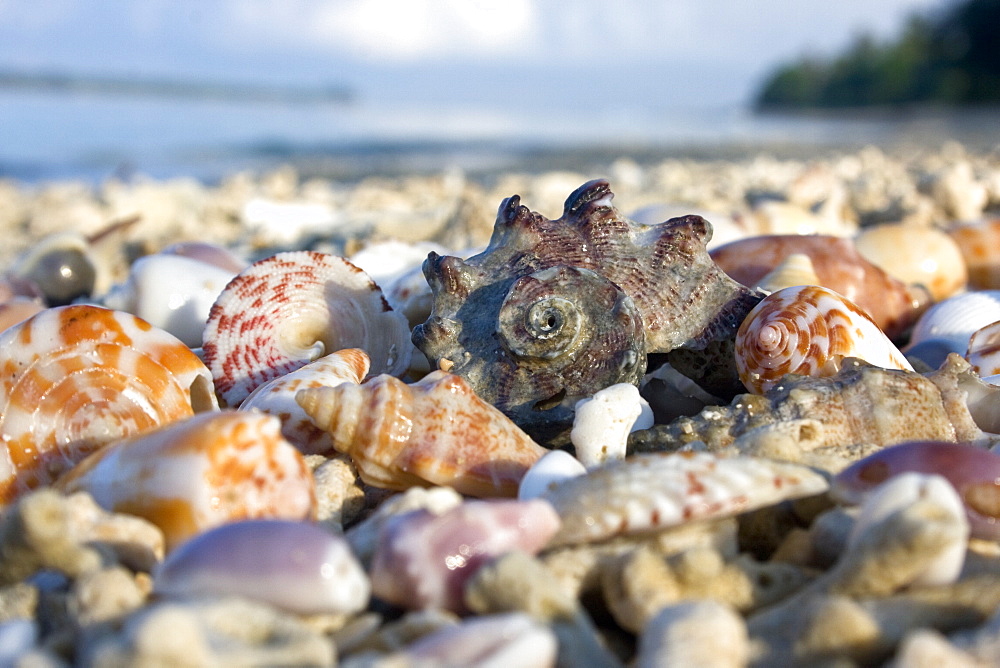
<box><xmin>735</xmin><ymin>285</ymin><xmax>912</xmax><ymax>395</ymax></box>
<box><xmin>541</xmin><ymin>451</ymin><xmax>828</xmax><ymax>547</ymax></box>
<box><xmin>710</xmin><ymin>234</ymin><xmax>930</xmax><ymax>340</ymax></box>
<box><xmin>517</xmin><ymin>450</ymin><xmax>587</xmax><ymax>501</ymax></box>
<box><xmin>0</xmin><ymin>305</ymin><xmax>218</xmax><ymax>504</ymax></box>
<box><xmin>846</xmin><ymin>472</ymin><xmax>967</xmax><ymax>586</ymax></box>
<box><xmin>101</xmin><ymin>253</ymin><xmax>239</xmax><ymax>348</ymax></box>
<box><xmin>630</xmin><ymin>355</ymin><xmax>998</xmax><ymax>458</ymax></box>
<box><xmin>0</xmin><ymin>297</ymin><xmax>45</xmax><ymax>334</ymax></box>
<box><xmin>854</xmin><ymin>222</ymin><xmax>967</xmax><ymax>302</ymax></box>
<box><xmin>905</xmin><ymin>338</ymin><xmax>965</xmax><ymax>371</ymax></box>
<box><xmin>832</xmin><ymin>440</ymin><xmax>1000</xmax><ymax>540</ymax></box>
<box><xmin>241</xmin><ymin>197</ymin><xmax>340</xmax><ymax>246</ymax></box>
<box><xmin>369</xmin><ymin>498</ymin><xmax>561</xmax><ymax>613</ymax></box>
<box><xmin>202</xmin><ymin>250</ymin><xmax>411</xmax><ymax>407</ymax></box>
<box><xmin>966</xmin><ymin>321</ymin><xmax>1000</xmax><ymax>377</ymax></box>
<box><xmin>296</xmin><ymin>370</ymin><xmax>549</xmax><ymax>497</ymax></box>
<box><xmin>57</xmin><ymin>410</ymin><xmax>315</xmax><ymax>549</ymax></box>
<box><xmin>413</xmin><ymin>179</ymin><xmax>763</xmax><ymax>438</ymax></box>
<box><xmin>948</xmin><ymin>218</ymin><xmax>1000</xmax><ymax>289</ymax></box>
<box><xmin>153</xmin><ymin>519</ymin><xmax>369</xmax><ymax>615</ymax></box>
<box><xmin>239</xmin><ymin>348</ymin><xmax>370</xmax><ymax>455</ymax></box>
<box><xmin>570</xmin><ymin>383</ymin><xmax>653</xmax><ymax>468</ymax></box>
<box><xmin>907</xmin><ymin>290</ymin><xmax>1000</xmax><ymax>353</ymax></box>
<box><xmin>159</xmin><ymin>241</ymin><xmax>249</xmax><ymax>274</ymax></box>
<box><xmin>753</xmin><ymin>253</ymin><xmax>821</xmax><ymax>294</ymax></box>
<box><xmin>10</xmin><ymin>232</ymin><xmax>96</xmax><ymax>306</ymax></box>
<box><xmin>400</xmin><ymin>612</ymin><xmax>558</xmax><ymax>667</ymax></box>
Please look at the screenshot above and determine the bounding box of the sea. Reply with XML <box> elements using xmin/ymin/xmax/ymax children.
<box><xmin>2</xmin><ymin>86</ymin><xmax>999</xmax><ymax>186</ymax></box>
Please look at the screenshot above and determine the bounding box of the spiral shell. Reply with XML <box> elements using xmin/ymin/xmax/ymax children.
<box><xmin>735</xmin><ymin>285</ymin><xmax>912</xmax><ymax>394</ymax></box>
<box><xmin>239</xmin><ymin>348</ymin><xmax>370</xmax><ymax>455</ymax></box>
<box><xmin>0</xmin><ymin>305</ymin><xmax>218</xmax><ymax>504</ymax></box>
<box><xmin>202</xmin><ymin>251</ymin><xmax>411</xmax><ymax>407</ymax></box>
<box><xmin>296</xmin><ymin>370</ymin><xmax>549</xmax><ymax>497</ymax></box>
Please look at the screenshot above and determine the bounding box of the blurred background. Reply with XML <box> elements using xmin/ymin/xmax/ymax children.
<box><xmin>0</xmin><ymin>0</ymin><xmax>996</xmax><ymax>184</ymax></box>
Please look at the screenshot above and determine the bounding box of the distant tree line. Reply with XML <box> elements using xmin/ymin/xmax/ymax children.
<box><xmin>755</xmin><ymin>0</ymin><xmax>1000</xmax><ymax>109</ymax></box>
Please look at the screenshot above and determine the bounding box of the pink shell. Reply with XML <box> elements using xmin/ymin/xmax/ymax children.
<box><xmin>202</xmin><ymin>251</ymin><xmax>410</xmax><ymax>407</ymax></box>
<box><xmin>57</xmin><ymin>410</ymin><xmax>316</xmax><ymax>550</ymax></box>
<box><xmin>370</xmin><ymin>499</ymin><xmax>560</xmax><ymax>613</ymax></box>
<box><xmin>0</xmin><ymin>305</ymin><xmax>218</xmax><ymax>505</ymax></box>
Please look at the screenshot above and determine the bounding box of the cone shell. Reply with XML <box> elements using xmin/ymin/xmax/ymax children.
<box><xmin>57</xmin><ymin>410</ymin><xmax>316</xmax><ymax>550</ymax></box>
<box><xmin>296</xmin><ymin>370</ymin><xmax>549</xmax><ymax>497</ymax></box>
<box><xmin>710</xmin><ymin>234</ymin><xmax>929</xmax><ymax>340</ymax></box>
<box><xmin>735</xmin><ymin>285</ymin><xmax>912</xmax><ymax>394</ymax></box>
<box><xmin>202</xmin><ymin>251</ymin><xmax>411</xmax><ymax>407</ymax></box>
<box><xmin>0</xmin><ymin>305</ymin><xmax>218</xmax><ymax>504</ymax></box>
<box><xmin>239</xmin><ymin>348</ymin><xmax>371</xmax><ymax>455</ymax></box>
<box><xmin>948</xmin><ymin>218</ymin><xmax>1000</xmax><ymax>290</ymax></box>
<box><xmin>854</xmin><ymin>222</ymin><xmax>967</xmax><ymax>301</ymax></box>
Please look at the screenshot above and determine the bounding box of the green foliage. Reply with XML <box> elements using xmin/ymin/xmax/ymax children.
<box><xmin>755</xmin><ymin>0</ymin><xmax>1000</xmax><ymax>109</ymax></box>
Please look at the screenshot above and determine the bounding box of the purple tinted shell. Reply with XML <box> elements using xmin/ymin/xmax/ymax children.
<box><xmin>832</xmin><ymin>440</ymin><xmax>1000</xmax><ymax>540</ymax></box>
<box><xmin>153</xmin><ymin>519</ymin><xmax>370</xmax><ymax>615</ymax></box>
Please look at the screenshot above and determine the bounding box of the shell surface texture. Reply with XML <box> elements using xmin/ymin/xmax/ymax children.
<box><xmin>202</xmin><ymin>250</ymin><xmax>410</xmax><ymax>407</ymax></box>
<box><xmin>735</xmin><ymin>285</ymin><xmax>912</xmax><ymax>395</ymax></box>
<box><xmin>296</xmin><ymin>369</ymin><xmax>549</xmax><ymax>497</ymax></box>
<box><xmin>0</xmin><ymin>304</ymin><xmax>218</xmax><ymax>504</ymax></box>
<box><xmin>907</xmin><ymin>290</ymin><xmax>1000</xmax><ymax>353</ymax></box>
<box><xmin>412</xmin><ymin>179</ymin><xmax>762</xmax><ymax>436</ymax></box>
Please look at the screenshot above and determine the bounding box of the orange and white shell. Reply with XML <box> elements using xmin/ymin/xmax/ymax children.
<box><xmin>202</xmin><ymin>251</ymin><xmax>411</xmax><ymax>407</ymax></box>
<box><xmin>735</xmin><ymin>285</ymin><xmax>912</xmax><ymax>394</ymax></box>
<box><xmin>239</xmin><ymin>348</ymin><xmax>370</xmax><ymax>455</ymax></box>
<box><xmin>854</xmin><ymin>222</ymin><xmax>967</xmax><ymax>301</ymax></box>
<box><xmin>966</xmin><ymin>321</ymin><xmax>1000</xmax><ymax>378</ymax></box>
<box><xmin>57</xmin><ymin>410</ymin><xmax>315</xmax><ymax>550</ymax></box>
<box><xmin>296</xmin><ymin>370</ymin><xmax>549</xmax><ymax>497</ymax></box>
<box><xmin>948</xmin><ymin>218</ymin><xmax>1000</xmax><ymax>290</ymax></box>
<box><xmin>0</xmin><ymin>305</ymin><xmax>218</xmax><ymax>504</ymax></box>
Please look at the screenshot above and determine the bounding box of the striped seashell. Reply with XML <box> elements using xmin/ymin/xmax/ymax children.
<box><xmin>202</xmin><ymin>251</ymin><xmax>411</xmax><ymax>407</ymax></box>
<box><xmin>735</xmin><ymin>285</ymin><xmax>912</xmax><ymax>395</ymax></box>
<box><xmin>541</xmin><ymin>451</ymin><xmax>828</xmax><ymax>547</ymax></box>
<box><xmin>908</xmin><ymin>291</ymin><xmax>1000</xmax><ymax>354</ymax></box>
<box><xmin>854</xmin><ymin>222</ymin><xmax>967</xmax><ymax>302</ymax></box>
<box><xmin>239</xmin><ymin>348</ymin><xmax>370</xmax><ymax>455</ymax></box>
<box><xmin>296</xmin><ymin>370</ymin><xmax>549</xmax><ymax>497</ymax></box>
<box><xmin>965</xmin><ymin>320</ymin><xmax>1000</xmax><ymax>377</ymax></box>
<box><xmin>753</xmin><ymin>253</ymin><xmax>821</xmax><ymax>294</ymax></box>
<box><xmin>947</xmin><ymin>218</ymin><xmax>1000</xmax><ymax>290</ymax></box>
<box><xmin>0</xmin><ymin>305</ymin><xmax>218</xmax><ymax>505</ymax></box>
<box><xmin>57</xmin><ymin>410</ymin><xmax>315</xmax><ymax>550</ymax></box>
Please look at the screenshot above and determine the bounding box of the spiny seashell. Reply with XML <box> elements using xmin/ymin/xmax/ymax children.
<box><xmin>159</xmin><ymin>241</ymin><xmax>249</xmax><ymax>274</ymax></box>
<box><xmin>400</xmin><ymin>612</ymin><xmax>558</xmax><ymax>667</ymax></box>
<box><xmin>517</xmin><ymin>450</ymin><xmax>586</xmax><ymax>501</ymax></box>
<box><xmin>153</xmin><ymin>519</ymin><xmax>369</xmax><ymax>615</ymax></box>
<box><xmin>630</xmin><ymin>356</ymin><xmax>996</xmax><ymax>457</ymax></box>
<box><xmin>948</xmin><ymin>218</ymin><xmax>1000</xmax><ymax>289</ymax></box>
<box><xmin>735</xmin><ymin>285</ymin><xmax>912</xmax><ymax>394</ymax></box>
<box><xmin>541</xmin><ymin>451</ymin><xmax>827</xmax><ymax>547</ymax></box>
<box><xmin>832</xmin><ymin>440</ymin><xmax>1000</xmax><ymax>540</ymax></box>
<box><xmin>0</xmin><ymin>305</ymin><xmax>218</xmax><ymax>504</ymax></box>
<box><xmin>570</xmin><ymin>383</ymin><xmax>653</xmax><ymax>468</ymax></box>
<box><xmin>854</xmin><ymin>222</ymin><xmax>967</xmax><ymax>301</ymax></box>
<box><xmin>369</xmin><ymin>498</ymin><xmax>561</xmax><ymax>613</ymax></box>
<box><xmin>966</xmin><ymin>321</ymin><xmax>1000</xmax><ymax>377</ymax></box>
<box><xmin>102</xmin><ymin>253</ymin><xmax>239</xmax><ymax>348</ymax></box>
<box><xmin>10</xmin><ymin>232</ymin><xmax>96</xmax><ymax>306</ymax></box>
<box><xmin>239</xmin><ymin>348</ymin><xmax>370</xmax><ymax>455</ymax></box>
<box><xmin>57</xmin><ymin>410</ymin><xmax>315</xmax><ymax>549</ymax></box>
<box><xmin>710</xmin><ymin>234</ymin><xmax>930</xmax><ymax>340</ymax></box>
<box><xmin>202</xmin><ymin>250</ymin><xmax>410</xmax><ymax>407</ymax></box>
<box><xmin>907</xmin><ymin>290</ymin><xmax>1000</xmax><ymax>352</ymax></box>
<box><xmin>753</xmin><ymin>253</ymin><xmax>821</xmax><ymax>294</ymax></box>
<box><xmin>846</xmin><ymin>472</ymin><xmax>967</xmax><ymax>586</ymax></box>
<box><xmin>296</xmin><ymin>370</ymin><xmax>549</xmax><ymax>497</ymax></box>
<box><xmin>413</xmin><ymin>179</ymin><xmax>762</xmax><ymax>437</ymax></box>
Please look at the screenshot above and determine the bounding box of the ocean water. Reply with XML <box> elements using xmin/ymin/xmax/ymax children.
<box><xmin>2</xmin><ymin>89</ymin><xmax>998</xmax><ymax>185</ymax></box>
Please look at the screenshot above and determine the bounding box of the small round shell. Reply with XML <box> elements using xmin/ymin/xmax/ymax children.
<box><xmin>11</xmin><ymin>232</ymin><xmax>96</xmax><ymax>306</ymax></box>
<box><xmin>908</xmin><ymin>290</ymin><xmax>1000</xmax><ymax>352</ymax></box>
<box><xmin>202</xmin><ymin>251</ymin><xmax>411</xmax><ymax>407</ymax></box>
<box><xmin>735</xmin><ymin>285</ymin><xmax>912</xmax><ymax>395</ymax></box>
<box><xmin>0</xmin><ymin>305</ymin><xmax>218</xmax><ymax>504</ymax></box>
<box><xmin>854</xmin><ymin>222</ymin><xmax>967</xmax><ymax>301</ymax></box>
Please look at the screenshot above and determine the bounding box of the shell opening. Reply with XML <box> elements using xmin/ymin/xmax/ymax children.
<box><xmin>533</xmin><ymin>388</ymin><xmax>567</xmax><ymax>412</ymax></box>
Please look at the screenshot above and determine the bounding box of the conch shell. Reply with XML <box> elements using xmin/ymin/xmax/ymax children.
<box><xmin>296</xmin><ymin>370</ymin><xmax>549</xmax><ymax>497</ymax></box>
<box><xmin>0</xmin><ymin>305</ymin><xmax>218</xmax><ymax>504</ymax></box>
<box><xmin>735</xmin><ymin>285</ymin><xmax>912</xmax><ymax>394</ymax></box>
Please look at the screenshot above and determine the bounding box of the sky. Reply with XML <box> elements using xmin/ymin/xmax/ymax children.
<box><xmin>0</xmin><ymin>0</ymin><xmax>950</xmax><ymax>110</ymax></box>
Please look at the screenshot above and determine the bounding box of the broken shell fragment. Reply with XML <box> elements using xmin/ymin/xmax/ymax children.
<box><xmin>0</xmin><ymin>305</ymin><xmax>218</xmax><ymax>505</ymax></box>
<box><xmin>965</xmin><ymin>321</ymin><xmax>1000</xmax><ymax>377</ymax></box>
<box><xmin>296</xmin><ymin>370</ymin><xmax>549</xmax><ymax>497</ymax></box>
<box><xmin>56</xmin><ymin>410</ymin><xmax>316</xmax><ymax>550</ymax></box>
<box><xmin>202</xmin><ymin>251</ymin><xmax>410</xmax><ymax>407</ymax></box>
<box><xmin>570</xmin><ymin>383</ymin><xmax>653</xmax><ymax>468</ymax></box>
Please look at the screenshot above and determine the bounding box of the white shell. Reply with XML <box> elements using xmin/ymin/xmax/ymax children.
<box><xmin>242</xmin><ymin>197</ymin><xmax>340</xmax><ymax>246</ymax></box>
<box><xmin>571</xmin><ymin>383</ymin><xmax>653</xmax><ymax>469</ymax></box>
<box><xmin>908</xmin><ymin>291</ymin><xmax>1000</xmax><ymax>352</ymax></box>
<box><xmin>102</xmin><ymin>254</ymin><xmax>238</xmax><ymax>348</ymax></box>
<box><xmin>541</xmin><ymin>451</ymin><xmax>829</xmax><ymax>547</ymax></box>
<box><xmin>517</xmin><ymin>450</ymin><xmax>587</xmax><ymax>501</ymax></box>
